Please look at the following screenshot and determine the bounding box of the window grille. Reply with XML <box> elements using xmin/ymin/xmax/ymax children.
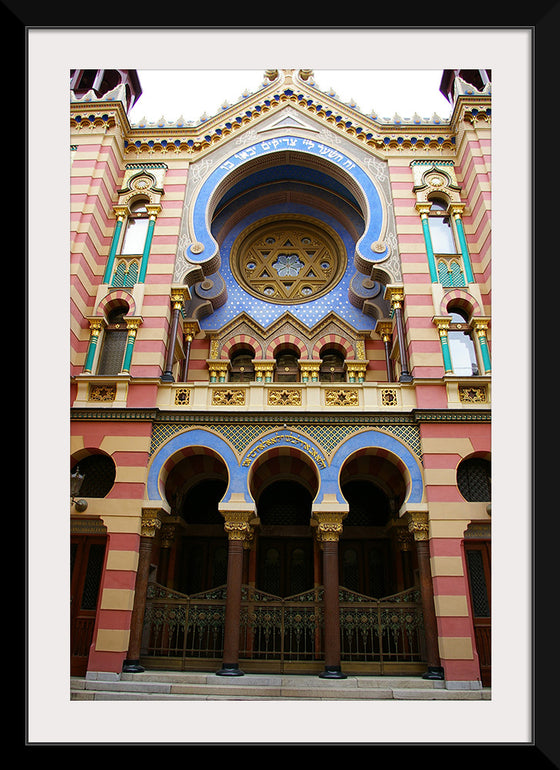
<box><xmin>457</xmin><ymin>458</ymin><xmax>491</xmax><ymax>501</ymax></box>
<box><xmin>466</xmin><ymin>549</ymin><xmax>490</xmax><ymax>617</ymax></box>
<box><xmin>71</xmin><ymin>455</ymin><xmax>116</xmax><ymax>498</ymax></box>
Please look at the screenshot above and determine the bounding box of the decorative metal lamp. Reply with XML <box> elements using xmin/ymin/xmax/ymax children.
<box><xmin>71</xmin><ymin>467</ymin><xmax>88</xmax><ymax>512</ymax></box>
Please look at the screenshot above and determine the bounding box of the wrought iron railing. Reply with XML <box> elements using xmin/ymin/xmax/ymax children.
<box><xmin>141</xmin><ymin>582</ymin><xmax>425</xmax><ymax>669</ymax></box>
<box><xmin>338</xmin><ymin>587</ymin><xmax>425</xmax><ymax>666</ymax></box>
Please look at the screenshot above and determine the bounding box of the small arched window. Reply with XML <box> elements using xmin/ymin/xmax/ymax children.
<box><xmin>447</xmin><ymin>308</ymin><xmax>479</xmax><ymax>376</ymax></box>
<box><xmin>97</xmin><ymin>306</ymin><xmax>128</xmax><ymax>375</ymax></box>
<box><xmin>457</xmin><ymin>457</ymin><xmax>491</xmax><ymax>501</ymax></box>
<box><xmin>428</xmin><ymin>197</ymin><xmax>456</xmax><ymax>254</ymax></box>
<box><xmin>319</xmin><ymin>348</ymin><xmax>346</xmax><ymax>382</ymax></box>
<box><xmin>120</xmin><ymin>200</ymin><xmax>150</xmax><ymax>255</ymax></box>
<box><xmin>275</xmin><ymin>349</ymin><xmax>300</xmax><ymax>382</ymax></box>
<box><xmin>229</xmin><ymin>348</ymin><xmax>255</xmax><ymax>382</ymax></box>
<box><xmin>71</xmin><ymin>454</ymin><xmax>116</xmax><ymax>498</ymax></box>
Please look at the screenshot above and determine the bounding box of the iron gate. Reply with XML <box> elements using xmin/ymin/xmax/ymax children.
<box><xmin>141</xmin><ymin>582</ymin><xmax>425</xmax><ymax>672</ymax></box>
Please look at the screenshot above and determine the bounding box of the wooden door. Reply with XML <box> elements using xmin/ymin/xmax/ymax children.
<box><xmin>339</xmin><ymin>539</ymin><xmax>393</xmax><ymax>598</ymax></box>
<box><xmin>70</xmin><ymin>536</ymin><xmax>107</xmax><ymax>676</ymax></box>
<box><xmin>257</xmin><ymin>538</ymin><xmax>314</xmax><ymax>597</ymax></box>
<box><xmin>464</xmin><ymin>540</ymin><xmax>491</xmax><ymax>686</ymax></box>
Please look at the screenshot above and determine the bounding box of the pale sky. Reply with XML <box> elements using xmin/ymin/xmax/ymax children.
<box><xmin>128</xmin><ymin>69</ymin><xmax>454</xmax><ymax>126</ymax></box>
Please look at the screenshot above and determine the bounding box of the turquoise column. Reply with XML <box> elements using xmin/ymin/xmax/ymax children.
<box><xmin>419</xmin><ymin>209</ymin><xmax>438</xmax><ymax>283</ymax></box>
<box><xmin>452</xmin><ymin>212</ymin><xmax>475</xmax><ymax>284</ymax></box>
<box><xmin>102</xmin><ymin>212</ymin><xmax>125</xmax><ymax>284</ymax></box>
<box><xmin>138</xmin><ymin>211</ymin><xmax>158</xmax><ymax>283</ymax></box>
<box><xmin>435</xmin><ymin>321</ymin><xmax>453</xmax><ymax>374</ymax></box>
<box><xmin>121</xmin><ymin>322</ymin><xmax>139</xmax><ymax>373</ymax></box>
<box><xmin>474</xmin><ymin>321</ymin><xmax>492</xmax><ymax>374</ymax></box>
<box><xmin>83</xmin><ymin>321</ymin><xmax>103</xmax><ymax>373</ymax></box>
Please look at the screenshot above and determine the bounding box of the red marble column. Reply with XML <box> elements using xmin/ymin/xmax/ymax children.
<box><xmin>313</xmin><ymin>507</ymin><xmax>348</xmax><ymax>679</ymax></box>
<box><xmin>216</xmin><ymin>508</ymin><xmax>257</xmax><ymax>676</ymax></box>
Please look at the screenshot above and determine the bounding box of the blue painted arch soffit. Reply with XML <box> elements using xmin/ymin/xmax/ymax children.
<box><xmin>175</xmin><ymin>131</ymin><xmax>394</xmax><ymax>283</ymax></box>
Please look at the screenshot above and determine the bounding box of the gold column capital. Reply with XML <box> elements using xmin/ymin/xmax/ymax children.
<box><xmin>415</xmin><ymin>202</ymin><xmax>431</xmax><ymax>217</ymax></box>
<box><xmin>113</xmin><ymin>205</ymin><xmax>128</xmax><ymax>220</ymax></box>
<box><xmin>311</xmin><ymin>505</ymin><xmax>349</xmax><ymax>545</ymax></box>
<box><xmin>375</xmin><ymin>320</ymin><xmax>393</xmax><ymax>341</ymax></box>
<box><xmin>345</xmin><ymin>361</ymin><xmax>367</xmax><ymax>377</ymax></box>
<box><xmin>182</xmin><ymin>320</ymin><xmax>200</xmax><ymax>341</ymax></box>
<box><xmin>86</xmin><ymin>317</ymin><xmax>106</xmax><ymax>336</ymax></box>
<box><xmin>140</xmin><ymin>508</ymin><xmax>166</xmax><ymax>538</ymax></box>
<box><xmin>160</xmin><ymin>516</ymin><xmax>187</xmax><ymax>547</ymax></box>
<box><xmin>406</xmin><ymin>511</ymin><xmax>430</xmax><ymax>541</ymax></box>
<box><xmin>125</xmin><ymin>316</ymin><xmax>143</xmax><ymax>334</ymax></box>
<box><xmin>472</xmin><ymin>316</ymin><xmax>491</xmax><ymax>335</ymax></box>
<box><xmin>300</xmin><ymin>361</ymin><xmax>321</xmax><ymax>377</ymax></box>
<box><xmin>384</xmin><ymin>284</ymin><xmax>405</xmax><ymax>309</ymax></box>
<box><xmin>146</xmin><ymin>204</ymin><xmax>162</xmax><ymax>219</ymax></box>
<box><xmin>432</xmin><ymin>315</ymin><xmax>452</xmax><ymax>335</ymax></box>
<box><xmin>450</xmin><ymin>202</ymin><xmax>466</xmax><ymax>218</ymax></box>
<box><xmin>170</xmin><ymin>285</ymin><xmax>191</xmax><ymax>310</ymax></box>
<box><xmin>220</xmin><ymin>506</ymin><xmax>259</xmax><ymax>547</ymax></box>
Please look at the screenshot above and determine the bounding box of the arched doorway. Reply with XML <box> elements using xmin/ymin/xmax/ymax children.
<box><xmin>339</xmin><ymin>449</ymin><xmax>413</xmax><ymax>597</ymax></box>
<box><xmin>162</xmin><ymin>448</ymin><xmax>230</xmax><ymax>595</ymax></box>
<box><xmin>250</xmin><ymin>448</ymin><xmax>319</xmax><ymax>599</ymax></box>
<box><xmin>256</xmin><ymin>479</ymin><xmax>314</xmax><ymax>597</ymax></box>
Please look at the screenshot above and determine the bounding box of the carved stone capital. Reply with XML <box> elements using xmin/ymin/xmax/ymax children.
<box><xmin>472</xmin><ymin>316</ymin><xmax>490</xmax><ymax>336</ymax></box>
<box><xmin>311</xmin><ymin>506</ymin><xmax>348</xmax><ymax>544</ymax></box>
<box><xmin>182</xmin><ymin>320</ymin><xmax>200</xmax><ymax>341</ymax></box>
<box><xmin>170</xmin><ymin>285</ymin><xmax>191</xmax><ymax>309</ymax></box>
<box><xmin>87</xmin><ymin>317</ymin><xmax>106</xmax><ymax>336</ymax></box>
<box><xmin>140</xmin><ymin>508</ymin><xmax>165</xmax><ymax>538</ymax></box>
<box><xmin>125</xmin><ymin>316</ymin><xmax>143</xmax><ymax>334</ymax></box>
<box><xmin>384</xmin><ymin>284</ymin><xmax>405</xmax><ymax>309</ymax></box>
<box><xmin>220</xmin><ymin>507</ymin><xmax>259</xmax><ymax>547</ymax></box>
<box><xmin>113</xmin><ymin>205</ymin><xmax>128</xmax><ymax>220</ymax></box>
<box><xmin>406</xmin><ymin>511</ymin><xmax>430</xmax><ymax>541</ymax></box>
<box><xmin>376</xmin><ymin>320</ymin><xmax>393</xmax><ymax>342</ymax></box>
<box><xmin>146</xmin><ymin>204</ymin><xmax>162</xmax><ymax>219</ymax></box>
<box><xmin>433</xmin><ymin>315</ymin><xmax>452</xmax><ymax>336</ymax></box>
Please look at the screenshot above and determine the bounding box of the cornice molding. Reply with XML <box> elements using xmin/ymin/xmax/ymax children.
<box><xmin>70</xmin><ymin>71</ymin><xmax>490</xmax><ymax>159</ymax></box>
<box><xmin>70</xmin><ymin>406</ymin><xmax>491</xmax><ymax>424</ymax></box>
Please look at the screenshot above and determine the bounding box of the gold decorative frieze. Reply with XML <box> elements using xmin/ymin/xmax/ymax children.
<box><xmin>458</xmin><ymin>385</ymin><xmax>487</xmax><ymax>403</ymax></box>
<box><xmin>88</xmin><ymin>383</ymin><xmax>116</xmax><ymax>402</ymax></box>
<box><xmin>212</xmin><ymin>388</ymin><xmax>246</xmax><ymax>406</ymax></box>
<box><xmin>174</xmin><ymin>388</ymin><xmax>191</xmax><ymax>406</ymax></box>
<box><xmin>325</xmin><ymin>389</ymin><xmax>359</xmax><ymax>406</ymax></box>
<box><xmin>268</xmin><ymin>388</ymin><xmax>302</xmax><ymax>406</ymax></box>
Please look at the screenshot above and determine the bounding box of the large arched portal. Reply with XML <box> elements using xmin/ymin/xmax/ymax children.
<box><xmin>163</xmin><ymin>448</ymin><xmax>229</xmax><ymax>595</ymax></box>
<box><xmin>249</xmin><ymin>448</ymin><xmax>319</xmax><ymax>598</ymax></box>
<box><xmin>339</xmin><ymin>449</ymin><xmax>416</xmax><ymax>598</ymax></box>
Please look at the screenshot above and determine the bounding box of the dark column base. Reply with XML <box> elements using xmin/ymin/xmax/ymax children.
<box><xmin>422</xmin><ymin>665</ymin><xmax>445</xmax><ymax>680</ymax></box>
<box><xmin>216</xmin><ymin>663</ymin><xmax>245</xmax><ymax>677</ymax></box>
<box><xmin>161</xmin><ymin>373</ymin><xmax>174</xmax><ymax>383</ymax></box>
<box><xmin>399</xmin><ymin>373</ymin><xmax>413</xmax><ymax>383</ymax></box>
<box><xmin>319</xmin><ymin>665</ymin><xmax>347</xmax><ymax>679</ymax></box>
<box><xmin>122</xmin><ymin>659</ymin><xmax>145</xmax><ymax>673</ymax></box>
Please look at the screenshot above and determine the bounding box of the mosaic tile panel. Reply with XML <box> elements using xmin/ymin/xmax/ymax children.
<box><xmin>149</xmin><ymin>420</ymin><xmax>422</xmax><ymax>461</ymax></box>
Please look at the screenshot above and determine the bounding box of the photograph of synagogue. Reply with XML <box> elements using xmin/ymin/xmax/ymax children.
<box><xmin>70</xmin><ymin>68</ymin><xmax>492</xmax><ymax>699</ymax></box>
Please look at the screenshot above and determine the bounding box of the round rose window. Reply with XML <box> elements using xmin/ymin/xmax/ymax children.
<box><xmin>230</xmin><ymin>217</ymin><xmax>346</xmax><ymax>304</ymax></box>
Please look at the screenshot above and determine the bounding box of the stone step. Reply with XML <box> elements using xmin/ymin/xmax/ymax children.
<box><xmin>71</xmin><ymin>672</ymin><xmax>490</xmax><ymax>701</ymax></box>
